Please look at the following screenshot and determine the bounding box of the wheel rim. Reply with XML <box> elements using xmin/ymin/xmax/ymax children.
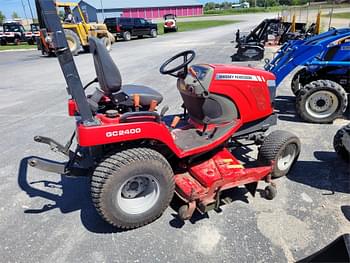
<box><xmin>277</xmin><ymin>144</ymin><xmax>297</xmax><ymax>171</ymax></box>
<box><xmin>103</xmin><ymin>37</ymin><xmax>111</xmax><ymax>51</ymax></box>
<box><xmin>67</xmin><ymin>38</ymin><xmax>75</xmax><ymax>51</ymax></box>
<box><xmin>305</xmin><ymin>90</ymin><xmax>339</xmax><ymax>119</ymax></box>
<box><xmin>117</xmin><ymin>174</ymin><xmax>160</xmax><ymax>215</ymax></box>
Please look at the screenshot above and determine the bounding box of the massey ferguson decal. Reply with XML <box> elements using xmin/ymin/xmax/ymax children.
<box><xmin>106</xmin><ymin>128</ymin><xmax>142</xmax><ymax>138</ymax></box>
<box><xmin>216</xmin><ymin>73</ymin><xmax>265</xmax><ymax>82</ymax></box>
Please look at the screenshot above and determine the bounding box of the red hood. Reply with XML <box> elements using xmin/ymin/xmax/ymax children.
<box><xmin>208</xmin><ymin>64</ymin><xmax>275</xmax><ymax>80</ymax></box>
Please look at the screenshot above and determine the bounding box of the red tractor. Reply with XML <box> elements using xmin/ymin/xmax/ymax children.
<box><xmin>30</xmin><ymin>0</ymin><xmax>301</xmax><ymax>229</ymax></box>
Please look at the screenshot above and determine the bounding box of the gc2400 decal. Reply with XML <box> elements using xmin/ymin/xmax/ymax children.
<box><xmin>216</xmin><ymin>73</ymin><xmax>265</xmax><ymax>82</ymax></box>
<box><xmin>106</xmin><ymin>128</ymin><xmax>142</xmax><ymax>138</ymax></box>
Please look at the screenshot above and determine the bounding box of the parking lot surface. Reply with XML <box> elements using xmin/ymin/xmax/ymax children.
<box><xmin>0</xmin><ymin>13</ymin><xmax>349</xmax><ymax>263</ymax></box>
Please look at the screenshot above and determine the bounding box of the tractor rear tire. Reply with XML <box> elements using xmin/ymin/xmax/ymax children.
<box><xmin>64</xmin><ymin>29</ymin><xmax>81</xmax><ymax>56</ymax></box>
<box><xmin>258</xmin><ymin>130</ymin><xmax>301</xmax><ymax>178</ymax></box>
<box><xmin>296</xmin><ymin>80</ymin><xmax>347</xmax><ymax>123</ymax></box>
<box><xmin>91</xmin><ymin>148</ymin><xmax>175</xmax><ymax>229</ymax></box>
<box><xmin>333</xmin><ymin>124</ymin><xmax>350</xmax><ymax>161</ymax></box>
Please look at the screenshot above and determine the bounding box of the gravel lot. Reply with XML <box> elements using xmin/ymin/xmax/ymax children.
<box><xmin>0</xmin><ymin>12</ymin><xmax>349</xmax><ymax>263</ymax></box>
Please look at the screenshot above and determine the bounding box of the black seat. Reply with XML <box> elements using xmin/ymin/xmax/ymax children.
<box><xmin>89</xmin><ymin>37</ymin><xmax>163</xmax><ymax>106</ymax></box>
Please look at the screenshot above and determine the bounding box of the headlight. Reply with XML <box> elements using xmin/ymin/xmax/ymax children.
<box><xmin>267</xmin><ymin>79</ymin><xmax>277</xmax><ymax>103</ymax></box>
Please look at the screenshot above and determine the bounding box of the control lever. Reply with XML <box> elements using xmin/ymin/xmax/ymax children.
<box><xmin>160</xmin><ymin>105</ymin><xmax>169</xmax><ymax>118</ymax></box>
<box><xmin>189</xmin><ymin>67</ymin><xmax>209</xmax><ymax>97</ymax></box>
<box><xmin>171</xmin><ymin>116</ymin><xmax>181</xmax><ymax>129</ymax></box>
<box><xmin>133</xmin><ymin>94</ymin><xmax>140</xmax><ymax>111</ymax></box>
<box><xmin>148</xmin><ymin>100</ymin><xmax>158</xmax><ymax>112</ymax></box>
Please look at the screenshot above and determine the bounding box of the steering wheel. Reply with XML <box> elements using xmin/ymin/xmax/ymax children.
<box><xmin>160</xmin><ymin>50</ymin><xmax>196</xmax><ymax>77</ymax></box>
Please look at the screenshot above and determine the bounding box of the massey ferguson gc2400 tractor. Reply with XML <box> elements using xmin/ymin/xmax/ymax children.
<box><xmin>29</xmin><ymin>0</ymin><xmax>301</xmax><ymax>229</ymax></box>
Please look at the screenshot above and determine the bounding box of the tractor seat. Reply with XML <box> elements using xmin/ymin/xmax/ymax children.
<box><xmin>89</xmin><ymin>37</ymin><xmax>163</xmax><ymax>107</ymax></box>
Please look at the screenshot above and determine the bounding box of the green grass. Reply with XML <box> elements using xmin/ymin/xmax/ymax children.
<box><xmin>204</xmin><ymin>6</ymin><xmax>283</xmax><ymax>16</ymax></box>
<box><xmin>0</xmin><ymin>43</ymin><xmax>36</xmax><ymax>51</ymax></box>
<box><xmin>324</xmin><ymin>12</ymin><xmax>350</xmax><ymax>19</ymax></box>
<box><xmin>157</xmin><ymin>20</ymin><xmax>239</xmax><ymax>35</ymax></box>
<box><xmin>203</xmin><ymin>3</ymin><xmax>350</xmax><ymax>16</ymax></box>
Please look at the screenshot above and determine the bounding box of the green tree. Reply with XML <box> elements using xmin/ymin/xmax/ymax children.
<box><xmin>267</xmin><ymin>0</ymin><xmax>279</xmax><ymax>6</ymax></box>
<box><xmin>204</xmin><ymin>2</ymin><xmax>216</xmax><ymax>10</ymax></box>
<box><xmin>12</xmin><ymin>11</ymin><xmax>19</xmax><ymax>19</ymax></box>
<box><xmin>0</xmin><ymin>11</ymin><xmax>5</xmax><ymax>24</ymax></box>
<box><xmin>220</xmin><ymin>2</ymin><xmax>233</xmax><ymax>9</ymax></box>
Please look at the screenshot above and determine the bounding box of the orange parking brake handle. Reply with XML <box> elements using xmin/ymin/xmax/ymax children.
<box><xmin>171</xmin><ymin>116</ymin><xmax>181</xmax><ymax>129</ymax></box>
<box><xmin>133</xmin><ymin>94</ymin><xmax>140</xmax><ymax>111</ymax></box>
<box><xmin>189</xmin><ymin>67</ymin><xmax>197</xmax><ymax>78</ymax></box>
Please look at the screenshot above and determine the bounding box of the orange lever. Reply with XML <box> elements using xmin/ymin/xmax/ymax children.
<box><xmin>133</xmin><ymin>94</ymin><xmax>140</xmax><ymax>108</ymax></box>
<box><xmin>171</xmin><ymin>116</ymin><xmax>181</xmax><ymax>129</ymax></box>
<box><xmin>189</xmin><ymin>67</ymin><xmax>197</xmax><ymax>78</ymax></box>
<box><xmin>148</xmin><ymin>100</ymin><xmax>157</xmax><ymax>111</ymax></box>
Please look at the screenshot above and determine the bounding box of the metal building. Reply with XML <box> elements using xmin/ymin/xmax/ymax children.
<box><xmin>75</xmin><ymin>0</ymin><xmax>203</xmax><ymax>22</ymax></box>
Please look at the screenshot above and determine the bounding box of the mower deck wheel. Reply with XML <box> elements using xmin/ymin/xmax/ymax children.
<box><xmin>258</xmin><ymin>130</ymin><xmax>301</xmax><ymax>178</ymax></box>
<box><xmin>264</xmin><ymin>185</ymin><xmax>277</xmax><ymax>200</ymax></box>
<box><xmin>91</xmin><ymin>148</ymin><xmax>175</xmax><ymax>229</ymax></box>
<box><xmin>296</xmin><ymin>80</ymin><xmax>347</xmax><ymax>123</ymax></box>
<box><xmin>333</xmin><ymin>124</ymin><xmax>350</xmax><ymax>161</ymax></box>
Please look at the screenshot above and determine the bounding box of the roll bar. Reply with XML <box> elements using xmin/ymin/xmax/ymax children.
<box><xmin>35</xmin><ymin>0</ymin><xmax>97</xmax><ymax>126</ymax></box>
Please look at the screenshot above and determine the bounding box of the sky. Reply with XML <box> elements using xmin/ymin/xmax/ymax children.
<box><xmin>1</xmin><ymin>0</ymin><xmax>228</xmax><ymax>19</ymax></box>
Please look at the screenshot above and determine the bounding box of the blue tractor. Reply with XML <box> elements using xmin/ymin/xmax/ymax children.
<box><xmin>265</xmin><ymin>28</ymin><xmax>350</xmax><ymax>123</ymax></box>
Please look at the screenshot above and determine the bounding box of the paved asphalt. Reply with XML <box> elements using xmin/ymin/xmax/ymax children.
<box><xmin>0</xmin><ymin>12</ymin><xmax>349</xmax><ymax>263</ymax></box>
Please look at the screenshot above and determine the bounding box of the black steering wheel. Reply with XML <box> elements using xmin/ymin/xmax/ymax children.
<box><xmin>160</xmin><ymin>50</ymin><xmax>196</xmax><ymax>77</ymax></box>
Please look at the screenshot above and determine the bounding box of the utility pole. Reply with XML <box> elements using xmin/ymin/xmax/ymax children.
<box><xmin>20</xmin><ymin>0</ymin><xmax>29</xmax><ymax>22</ymax></box>
<box><xmin>100</xmin><ymin>0</ymin><xmax>105</xmax><ymax>20</ymax></box>
<box><xmin>27</xmin><ymin>0</ymin><xmax>35</xmax><ymax>21</ymax></box>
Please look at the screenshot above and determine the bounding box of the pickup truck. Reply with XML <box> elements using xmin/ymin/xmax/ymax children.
<box><xmin>104</xmin><ymin>17</ymin><xmax>158</xmax><ymax>41</ymax></box>
<box><xmin>24</xmin><ymin>23</ymin><xmax>40</xmax><ymax>45</ymax></box>
<box><xmin>0</xmin><ymin>22</ymin><xmax>28</xmax><ymax>45</ymax></box>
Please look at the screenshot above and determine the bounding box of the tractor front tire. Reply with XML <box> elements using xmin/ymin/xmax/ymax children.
<box><xmin>258</xmin><ymin>130</ymin><xmax>301</xmax><ymax>178</ymax></box>
<box><xmin>91</xmin><ymin>148</ymin><xmax>175</xmax><ymax>229</ymax></box>
<box><xmin>64</xmin><ymin>29</ymin><xmax>81</xmax><ymax>56</ymax></box>
<box><xmin>333</xmin><ymin>124</ymin><xmax>350</xmax><ymax>161</ymax></box>
<box><xmin>296</xmin><ymin>80</ymin><xmax>347</xmax><ymax>123</ymax></box>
